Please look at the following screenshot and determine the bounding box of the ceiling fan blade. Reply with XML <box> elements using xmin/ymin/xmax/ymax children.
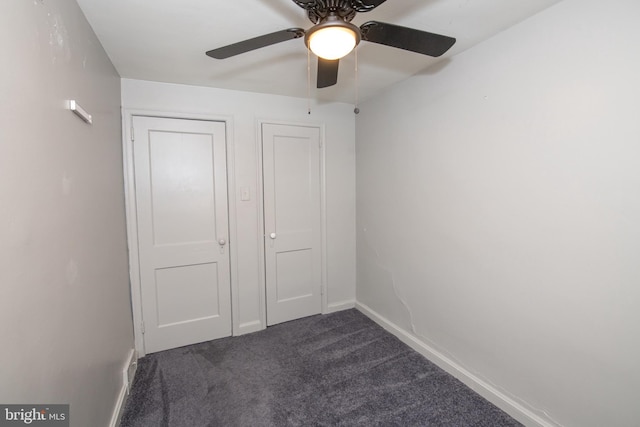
<box><xmin>360</xmin><ymin>21</ymin><xmax>456</xmax><ymax>57</ymax></box>
<box><xmin>317</xmin><ymin>58</ymin><xmax>339</xmax><ymax>88</ymax></box>
<box><xmin>206</xmin><ymin>28</ymin><xmax>305</xmax><ymax>59</ymax></box>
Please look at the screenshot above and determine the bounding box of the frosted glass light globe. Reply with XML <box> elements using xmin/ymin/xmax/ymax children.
<box><xmin>308</xmin><ymin>26</ymin><xmax>357</xmax><ymax>60</ymax></box>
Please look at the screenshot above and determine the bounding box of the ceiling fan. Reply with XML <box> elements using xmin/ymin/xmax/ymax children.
<box><xmin>205</xmin><ymin>0</ymin><xmax>456</xmax><ymax>89</ymax></box>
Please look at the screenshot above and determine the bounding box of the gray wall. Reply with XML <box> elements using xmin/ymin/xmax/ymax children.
<box><xmin>0</xmin><ymin>1</ymin><xmax>134</xmax><ymax>426</ymax></box>
<box><xmin>355</xmin><ymin>0</ymin><xmax>640</xmax><ymax>425</ymax></box>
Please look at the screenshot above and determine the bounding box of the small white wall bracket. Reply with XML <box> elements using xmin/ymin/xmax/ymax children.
<box><xmin>68</xmin><ymin>100</ymin><xmax>92</xmax><ymax>124</ymax></box>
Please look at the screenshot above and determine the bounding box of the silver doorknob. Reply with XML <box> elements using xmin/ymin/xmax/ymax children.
<box><xmin>269</xmin><ymin>232</ymin><xmax>277</xmax><ymax>239</ymax></box>
<box><xmin>218</xmin><ymin>239</ymin><xmax>226</xmax><ymax>246</ymax></box>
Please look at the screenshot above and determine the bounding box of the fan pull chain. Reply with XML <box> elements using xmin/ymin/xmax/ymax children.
<box><xmin>354</xmin><ymin>48</ymin><xmax>360</xmax><ymax>115</ymax></box>
<box><xmin>307</xmin><ymin>47</ymin><xmax>312</xmax><ymax>115</ymax></box>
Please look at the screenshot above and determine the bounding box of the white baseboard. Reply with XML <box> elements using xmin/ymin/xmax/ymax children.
<box><xmin>326</xmin><ymin>300</ymin><xmax>356</xmax><ymax>313</ymax></box>
<box><xmin>109</xmin><ymin>381</ymin><xmax>128</xmax><ymax>427</ymax></box>
<box><xmin>109</xmin><ymin>348</ymin><xmax>138</xmax><ymax>427</ymax></box>
<box><xmin>236</xmin><ymin>320</ymin><xmax>263</xmax><ymax>336</ymax></box>
<box><xmin>355</xmin><ymin>302</ymin><xmax>559</xmax><ymax>427</ymax></box>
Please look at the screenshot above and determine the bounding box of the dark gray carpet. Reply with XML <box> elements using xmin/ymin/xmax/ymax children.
<box><xmin>120</xmin><ymin>309</ymin><xmax>521</xmax><ymax>426</ymax></box>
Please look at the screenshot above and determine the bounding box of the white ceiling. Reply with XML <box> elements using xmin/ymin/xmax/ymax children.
<box><xmin>76</xmin><ymin>0</ymin><xmax>562</xmax><ymax>104</ymax></box>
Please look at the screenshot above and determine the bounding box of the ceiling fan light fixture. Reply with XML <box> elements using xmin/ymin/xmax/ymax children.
<box><xmin>306</xmin><ymin>17</ymin><xmax>361</xmax><ymax>60</ymax></box>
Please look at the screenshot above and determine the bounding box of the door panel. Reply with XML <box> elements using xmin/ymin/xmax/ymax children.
<box><xmin>275</xmin><ymin>249</ymin><xmax>314</xmax><ymax>301</ymax></box>
<box><xmin>262</xmin><ymin>123</ymin><xmax>322</xmax><ymax>326</ymax></box>
<box><xmin>154</xmin><ymin>263</ymin><xmax>220</xmax><ymax>327</ymax></box>
<box><xmin>147</xmin><ymin>131</ymin><xmax>218</xmax><ymax>245</ymax></box>
<box><xmin>133</xmin><ymin>116</ymin><xmax>231</xmax><ymax>353</ymax></box>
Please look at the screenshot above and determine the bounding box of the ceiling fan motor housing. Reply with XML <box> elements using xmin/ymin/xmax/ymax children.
<box><xmin>293</xmin><ymin>0</ymin><xmax>375</xmax><ymax>24</ymax></box>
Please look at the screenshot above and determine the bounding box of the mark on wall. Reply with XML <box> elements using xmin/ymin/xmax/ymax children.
<box><xmin>62</xmin><ymin>173</ymin><xmax>72</xmax><ymax>196</ymax></box>
<box><xmin>66</xmin><ymin>259</ymin><xmax>78</xmax><ymax>285</ymax></box>
<box><xmin>3</xmin><ymin>210</ymin><xmax>32</xmax><ymax>251</ymax></box>
<box><xmin>359</xmin><ymin>226</ymin><xmax>417</xmax><ymax>334</ymax></box>
<box><xmin>47</xmin><ymin>11</ymin><xmax>71</xmax><ymax>64</ymax></box>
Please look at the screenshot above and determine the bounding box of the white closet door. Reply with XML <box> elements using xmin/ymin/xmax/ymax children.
<box><xmin>262</xmin><ymin>123</ymin><xmax>322</xmax><ymax>326</ymax></box>
<box><xmin>133</xmin><ymin>116</ymin><xmax>231</xmax><ymax>353</ymax></box>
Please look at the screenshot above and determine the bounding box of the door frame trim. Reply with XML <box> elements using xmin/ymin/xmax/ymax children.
<box><xmin>121</xmin><ymin>108</ymin><xmax>239</xmax><ymax>356</ymax></box>
<box><xmin>255</xmin><ymin>119</ymin><xmax>329</xmax><ymax>327</ymax></box>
